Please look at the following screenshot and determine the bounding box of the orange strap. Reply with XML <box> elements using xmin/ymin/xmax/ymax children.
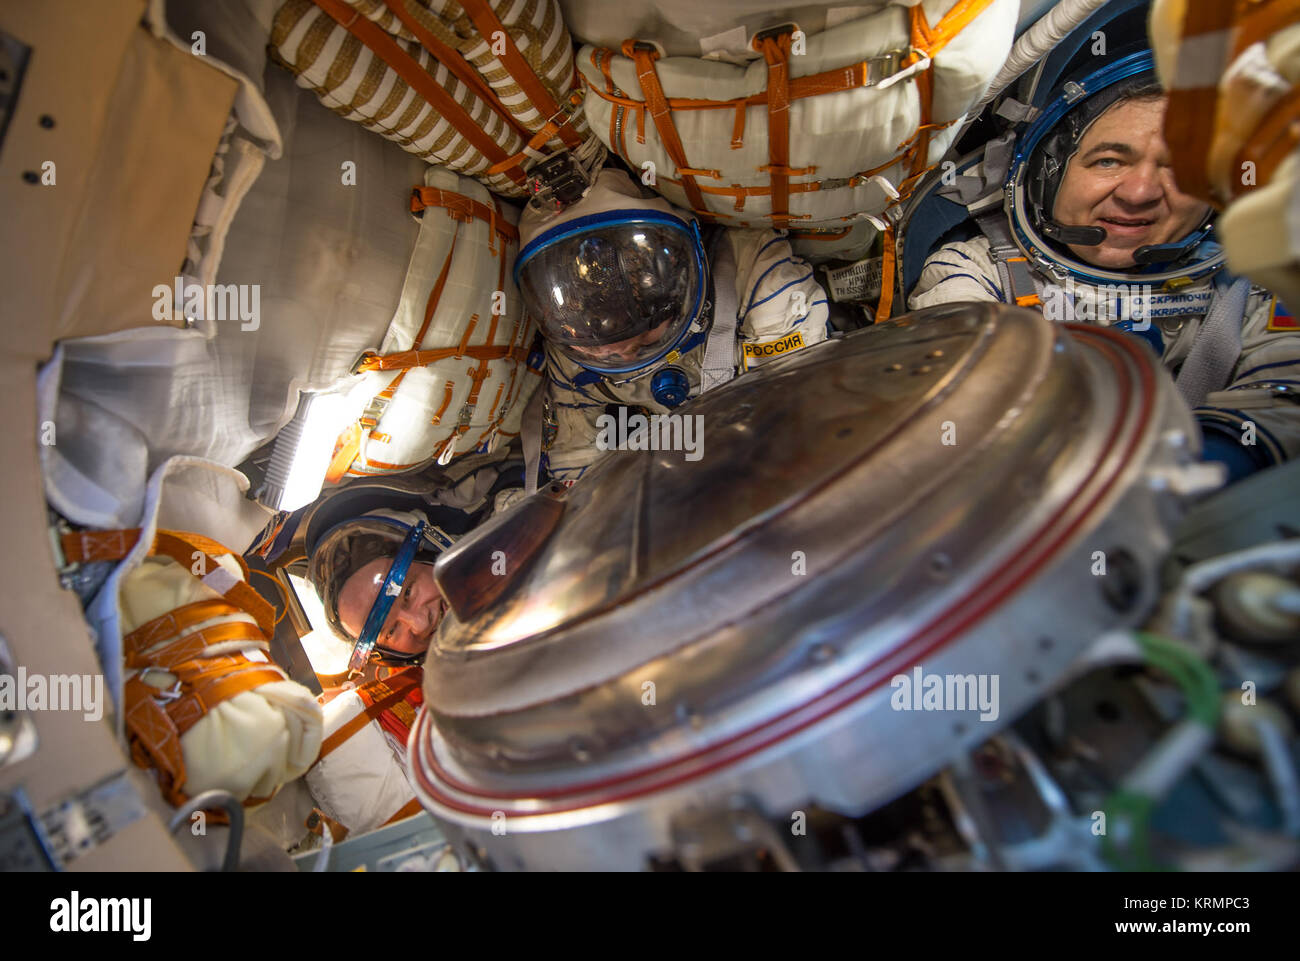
<box><xmin>123</xmin><ymin>599</ymin><xmax>240</xmax><ymax>658</ymax></box>
<box><xmin>1231</xmin><ymin>0</ymin><xmax>1300</xmax><ymax>61</ymax></box>
<box><xmin>757</xmin><ymin>30</ymin><xmax>794</xmax><ymax>228</ymax></box>
<box><xmin>315</xmin><ymin>670</ymin><xmax>423</xmax><ymax>762</ymax></box>
<box><xmin>307</xmin><ymin>0</ymin><xmax>526</xmax><ymax>185</ymax></box>
<box><xmin>412</xmin><ymin>226</ymin><xmax>461</xmax><ymax>349</ymax></box>
<box><xmin>453</xmin><ymin>0</ymin><xmax>584</xmax><ymax>150</ymax></box>
<box><xmin>877</xmin><ymin>222</ymin><xmax>898</xmax><ymax>321</ymax></box>
<box><xmin>125</xmin><ymin>677</ymin><xmax>188</xmax><ymax>802</ymax></box>
<box><xmin>623</xmin><ymin>40</ymin><xmax>713</xmax><ymax>222</ymax></box>
<box><xmin>1234</xmin><ymin>82</ymin><xmax>1300</xmax><ymax>202</ymax></box>
<box><xmin>911</xmin><ymin>0</ymin><xmax>994</xmax><ymax>60</ymax></box>
<box><xmin>1164</xmin><ymin>1</ymin><xmax>1237</xmax><ymax>203</ymax></box>
<box><xmin>167</xmin><ymin>665</ymin><xmax>288</xmax><ymax>735</ymax></box>
<box><xmin>409</xmin><ymin>186</ymin><xmax>520</xmax><ymax>243</ymax></box>
<box><xmin>125</xmin><ymin>658</ymin><xmax>286</xmax><ymax>804</ymax></box>
<box><xmin>587</xmin><ymin>53</ymin><xmax>908</xmax><ymax>115</ymax></box>
<box><xmin>354</xmin><ymin>342</ymin><xmax>528</xmax><ymax>374</ymax></box>
<box><xmin>126</xmin><ymin>620</ymin><xmax>265</xmax><ymax>671</ymax></box>
<box><xmin>381</xmin><ymin>0</ymin><xmax>532</xmax><ymax>142</ymax></box>
<box><xmin>325</xmin><ymin>422</ymin><xmax>363</xmax><ymax>484</ymax></box>
<box><xmin>60</xmin><ymin>529</ymin><xmax>275</xmax><ymax>637</ymax></box>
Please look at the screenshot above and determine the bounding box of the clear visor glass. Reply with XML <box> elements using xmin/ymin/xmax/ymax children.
<box><xmin>518</xmin><ymin>221</ymin><xmax>702</xmax><ymax>372</ymax></box>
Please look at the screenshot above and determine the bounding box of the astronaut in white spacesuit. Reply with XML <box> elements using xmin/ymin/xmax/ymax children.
<box><xmin>515</xmin><ymin>167</ymin><xmax>831</xmax><ymax>484</ymax></box>
<box><xmin>909</xmin><ymin>54</ymin><xmax>1300</xmax><ymax>482</ymax></box>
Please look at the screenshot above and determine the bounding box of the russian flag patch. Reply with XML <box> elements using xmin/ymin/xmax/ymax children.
<box><xmin>1268</xmin><ymin>296</ymin><xmax>1298</xmax><ymax>331</ymax></box>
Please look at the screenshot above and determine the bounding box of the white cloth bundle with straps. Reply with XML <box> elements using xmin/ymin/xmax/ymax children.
<box><xmin>576</xmin><ymin>0</ymin><xmax>1017</xmax><ymax>231</ymax></box>
<box><xmin>271</xmin><ymin>0</ymin><xmax>591</xmax><ymax>197</ymax></box>
<box><xmin>72</xmin><ymin>457</ymin><xmax>322</xmax><ymax>810</ymax></box>
<box><xmin>331</xmin><ymin>167</ymin><xmax>540</xmax><ymax>477</ymax></box>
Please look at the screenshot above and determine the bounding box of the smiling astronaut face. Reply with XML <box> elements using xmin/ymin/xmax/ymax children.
<box><xmin>1052</xmin><ymin>96</ymin><xmax>1211</xmax><ymax>270</ymax></box>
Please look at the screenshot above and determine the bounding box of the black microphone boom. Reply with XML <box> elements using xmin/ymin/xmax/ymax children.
<box><xmin>1041</xmin><ymin>220</ymin><xmax>1107</xmax><ymax>246</ymax></box>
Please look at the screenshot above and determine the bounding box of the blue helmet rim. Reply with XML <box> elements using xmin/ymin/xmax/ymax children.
<box><xmin>1005</xmin><ymin>50</ymin><xmax>1225</xmax><ymax>287</ymax></box>
<box><xmin>515</xmin><ymin>209</ymin><xmax>709</xmax><ymax>376</ymax></box>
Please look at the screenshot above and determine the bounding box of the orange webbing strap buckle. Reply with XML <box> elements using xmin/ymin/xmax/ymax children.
<box><xmin>755</xmin><ymin>27</ymin><xmax>795</xmax><ymax>228</ymax></box>
<box><xmin>622</xmin><ymin>39</ymin><xmax>714</xmax><ymax>223</ymax></box>
<box><xmin>125</xmin><ymin>676</ymin><xmax>188</xmax><ymax>805</ymax></box>
<box><xmin>453</xmin><ymin>0</ymin><xmax>585</xmax><ymax>150</ymax></box>
<box><xmin>166</xmin><ymin>664</ymin><xmax>289</xmax><ymax>735</ymax></box>
<box><xmin>307</xmin><ymin>0</ymin><xmax>527</xmax><ymax>186</ymax></box>
<box><xmin>1004</xmin><ymin>257</ymin><xmax>1042</xmax><ymax>307</ymax></box>
<box><xmin>313</xmin><ymin>669</ymin><xmax>423</xmax><ymax>764</ymax></box>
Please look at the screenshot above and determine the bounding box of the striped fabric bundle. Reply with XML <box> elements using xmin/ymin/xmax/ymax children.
<box><xmin>271</xmin><ymin>0</ymin><xmax>589</xmax><ymax>198</ymax></box>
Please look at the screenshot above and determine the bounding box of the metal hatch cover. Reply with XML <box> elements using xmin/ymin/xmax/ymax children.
<box><xmin>413</xmin><ymin>303</ymin><xmax>1197</xmax><ymax>864</ymax></box>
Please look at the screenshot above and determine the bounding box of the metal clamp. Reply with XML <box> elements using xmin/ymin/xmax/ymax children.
<box><xmin>137</xmin><ymin>667</ymin><xmax>183</xmax><ymax>701</ymax></box>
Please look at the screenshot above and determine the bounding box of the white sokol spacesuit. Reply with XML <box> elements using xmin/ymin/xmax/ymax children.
<box><xmin>515</xmin><ymin>168</ymin><xmax>831</xmax><ymax>483</ymax></box>
<box><xmin>909</xmin><ymin>53</ymin><xmax>1300</xmax><ymax>482</ymax></box>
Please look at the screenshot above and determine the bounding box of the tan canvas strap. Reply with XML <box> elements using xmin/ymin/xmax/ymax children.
<box><xmin>308</xmin><ymin>0</ymin><xmax>527</xmax><ymax>185</ymax></box>
<box><xmin>622</xmin><ymin>40</ymin><xmax>713</xmax><ymax>222</ymax></box>
<box><xmin>453</xmin><ymin>0</ymin><xmax>584</xmax><ymax>150</ymax></box>
<box><xmin>380</xmin><ymin>0</ymin><xmax>532</xmax><ymax>142</ymax></box>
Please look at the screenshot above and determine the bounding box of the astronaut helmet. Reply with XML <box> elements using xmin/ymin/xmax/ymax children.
<box><xmin>515</xmin><ymin>168</ymin><xmax>708</xmax><ymax>376</ymax></box>
<box><xmin>306</xmin><ymin>507</ymin><xmax>455</xmax><ymax>673</ymax></box>
<box><xmin>1004</xmin><ymin>49</ymin><xmax>1223</xmax><ymax>289</ymax></box>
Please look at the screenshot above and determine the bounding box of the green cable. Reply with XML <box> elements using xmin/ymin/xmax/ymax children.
<box><xmin>1100</xmin><ymin>632</ymin><xmax>1220</xmax><ymax>870</ymax></box>
<box><xmin>1135</xmin><ymin>632</ymin><xmax>1220</xmax><ymax>729</ymax></box>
